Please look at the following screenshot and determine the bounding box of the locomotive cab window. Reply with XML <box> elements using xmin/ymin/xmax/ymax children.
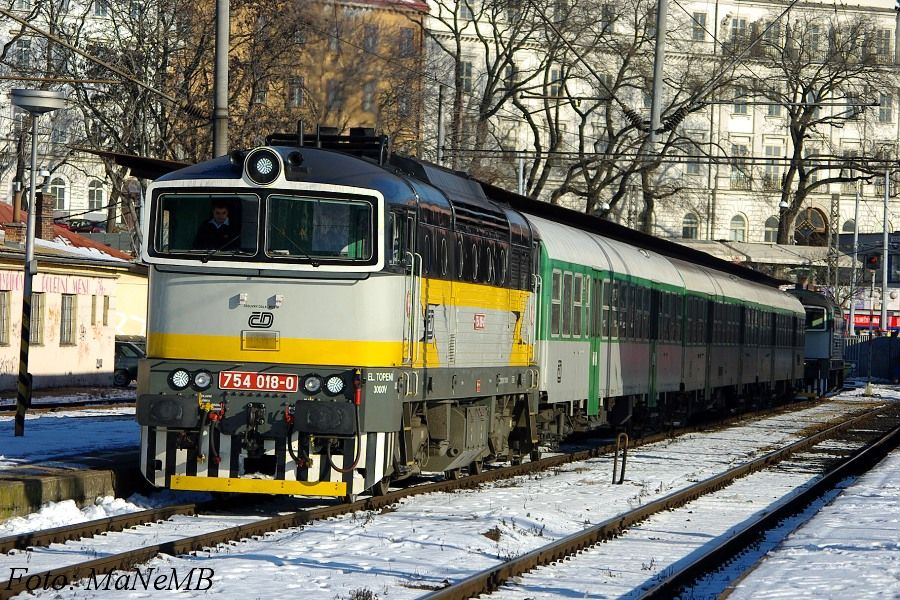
<box><xmin>154</xmin><ymin>193</ymin><xmax>258</xmax><ymax>257</ymax></box>
<box><xmin>804</xmin><ymin>306</ymin><xmax>827</xmax><ymax>331</ymax></box>
<box><xmin>266</xmin><ymin>195</ymin><xmax>373</xmax><ymax>261</ymax></box>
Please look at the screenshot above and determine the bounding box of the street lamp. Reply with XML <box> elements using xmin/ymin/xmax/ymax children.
<box><xmin>11</xmin><ymin>89</ymin><xmax>65</xmax><ymax>437</ymax></box>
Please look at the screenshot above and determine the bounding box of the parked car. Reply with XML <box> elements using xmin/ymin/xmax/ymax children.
<box><xmin>53</xmin><ymin>220</ymin><xmax>71</xmax><ymax>231</ymax></box>
<box><xmin>114</xmin><ymin>340</ymin><xmax>144</xmax><ymax>386</ymax></box>
<box><xmin>66</xmin><ymin>219</ymin><xmax>105</xmax><ymax>233</ymax></box>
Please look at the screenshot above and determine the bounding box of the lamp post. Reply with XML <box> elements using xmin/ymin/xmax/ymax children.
<box><xmin>11</xmin><ymin>89</ymin><xmax>65</xmax><ymax>437</ymax></box>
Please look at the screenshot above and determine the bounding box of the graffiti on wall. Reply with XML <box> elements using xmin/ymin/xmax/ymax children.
<box><xmin>0</xmin><ymin>271</ymin><xmax>111</xmax><ymax>295</ymax></box>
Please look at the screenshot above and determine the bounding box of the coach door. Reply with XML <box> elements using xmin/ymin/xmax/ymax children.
<box><xmin>587</xmin><ymin>275</ymin><xmax>602</xmax><ymax>416</ymax></box>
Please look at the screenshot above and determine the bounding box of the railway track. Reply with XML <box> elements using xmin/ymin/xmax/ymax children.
<box><xmin>0</xmin><ymin>395</ymin><xmax>882</xmax><ymax>600</ymax></box>
<box><xmin>423</xmin><ymin>403</ymin><xmax>900</xmax><ymax>600</ymax></box>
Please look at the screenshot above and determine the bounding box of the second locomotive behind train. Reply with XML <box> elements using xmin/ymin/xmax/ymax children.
<box><xmin>136</xmin><ymin>129</ymin><xmax>807</xmax><ymax>499</ymax></box>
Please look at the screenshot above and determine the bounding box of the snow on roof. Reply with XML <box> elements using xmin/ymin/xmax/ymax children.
<box><xmin>33</xmin><ymin>237</ymin><xmax>129</xmax><ymax>263</ymax></box>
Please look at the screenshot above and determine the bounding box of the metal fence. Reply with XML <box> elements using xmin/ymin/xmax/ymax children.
<box><xmin>844</xmin><ymin>333</ymin><xmax>900</xmax><ymax>381</ymax></box>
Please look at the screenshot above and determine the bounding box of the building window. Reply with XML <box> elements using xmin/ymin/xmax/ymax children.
<box><xmin>768</xmin><ymin>100</ymin><xmax>782</xmax><ymax>117</ymax></box>
<box><xmin>60</xmin><ymin>294</ymin><xmax>76</xmax><ymax>345</ymax></box>
<box><xmin>682</xmin><ymin>213</ymin><xmax>699</xmax><ymax>239</ymax></box>
<box><xmin>692</xmin><ymin>13</ymin><xmax>706</xmax><ymax>41</ymax></box>
<box><xmin>0</xmin><ymin>291</ymin><xmax>9</xmax><ymax>346</ymax></box>
<box><xmin>49</xmin><ymin>177</ymin><xmax>66</xmax><ymax>210</ymax></box>
<box><xmin>30</xmin><ymin>292</ymin><xmax>44</xmax><ymax>345</ymax></box>
<box><xmin>252</xmin><ymin>79</ymin><xmax>268</xmax><ymax>105</ymax></box>
<box><xmin>733</xmin><ymin>86</ymin><xmax>748</xmax><ymax>114</ymax></box>
<box><xmin>550</xmin><ymin>68</ymin><xmax>562</xmax><ymax>97</ymax></box>
<box><xmin>399</xmin><ymin>28</ymin><xmax>415</xmax><ymax>57</ymax></box>
<box><xmin>880</xmin><ymin>93</ymin><xmax>893</xmax><ymax>123</ymax></box>
<box><xmin>808</xmin><ymin>24</ymin><xmax>821</xmax><ymax>58</ymax></box>
<box><xmin>842</xmin><ymin>219</ymin><xmax>856</xmax><ymax>233</ymax></box>
<box><xmin>600</xmin><ymin>4</ymin><xmax>614</xmax><ymax>33</ymax></box>
<box><xmin>459</xmin><ymin>1</ymin><xmax>473</xmax><ymax>19</ymax></box>
<box><xmin>88</xmin><ymin>179</ymin><xmax>103</xmax><ymax>210</ymax></box>
<box><xmin>287</xmin><ymin>77</ymin><xmax>304</xmax><ymax>108</ymax></box>
<box><xmin>398</xmin><ymin>93</ymin><xmax>412</xmax><ymax>118</ymax></box>
<box><xmin>686</xmin><ymin>155</ymin><xmax>701</xmax><ymax>175</ymax></box>
<box><xmin>362</xmin><ymin>81</ymin><xmax>376</xmax><ymax>113</ymax></box>
<box><xmin>730</xmin><ymin>17</ymin><xmax>747</xmax><ymax>44</ymax></box>
<box><xmin>93</xmin><ymin>0</ymin><xmax>108</xmax><ymax>16</ymax></box>
<box><xmin>729</xmin><ymin>214</ymin><xmax>748</xmax><ymax>242</ymax></box>
<box><xmin>102</xmin><ymin>295</ymin><xmax>110</xmax><ymax>326</ymax></box>
<box><xmin>91</xmin><ymin>294</ymin><xmax>97</xmax><ymax>325</ymax></box>
<box><xmin>326</xmin><ymin>80</ymin><xmax>343</xmax><ymax>112</ymax></box>
<box><xmin>363</xmin><ymin>24</ymin><xmax>377</xmax><ymax>53</ymax></box>
<box><xmin>845</xmin><ymin>91</ymin><xmax>861</xmax><ymax>120</ymax></box>
<box><xmin>14</xmin><ymin>39</ymin><xmax>31</xmax><ymax>70</ymax></box>
<box><xmin>876</xmin><ymin>29</ymin><xmax>891</xmax><ymax>62</ymax></box>
<box><xmin>762</xmin><ymin>21</ymin><xmax>781</xmax><ymax>47</ymax></box>
<box><xmin>731</xmin><ymin>144</ymin><xmax>750</xmax><ymax>190</ymax></box>
<box><xmin>460</xmin><ymin>61</ymin><xmax>473</xmax><ymax>93</ymax></box>
<box><xmin>764</xmin><ymin>216</ymin><xmax>779</xmax><ymax>242</ymax></box>
<box><xmin>764</xmin><ymin>145</ymin><xmax>782</xmax><ymax>190</ymax></box>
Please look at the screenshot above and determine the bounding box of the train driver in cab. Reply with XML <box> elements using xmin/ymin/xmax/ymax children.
<box><xmin>194</xmin><ymin>201</ymin><xmax>239</xmax><ymax>250</ymax></box>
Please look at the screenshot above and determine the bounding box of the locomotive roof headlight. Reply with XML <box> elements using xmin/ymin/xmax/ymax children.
<box><xmin>244</xmin><ymin>147</ymin><xmax>282</xmax><ymax>186</ymax></box>
<box><xmin>193</xmin><ymin>370</ymin><xmax>212</xmax><ymax>391</ymax></box>
<box><xmin>168</xmin><ymin>368</ymin><xmax>191</xmax><ymax>391</ymax></box>
<box><xmin>303</xmin><ymin>375</ymin><xmax>322</xmax><ymax>394</ymax></box>
<box><xmin>325</xmin><ymin>375</ymin><xmax>345</xmax><ymax>396</ymax></box>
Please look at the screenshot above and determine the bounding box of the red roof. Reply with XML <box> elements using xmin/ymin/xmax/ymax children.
<box><xmin>0</xmin><ymin>203</ymin><xmax>133</xmax><ymax>261</ymax></box>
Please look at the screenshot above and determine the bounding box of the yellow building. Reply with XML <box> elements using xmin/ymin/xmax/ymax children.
<box><xmin>174</xmin><ymin>0</ymin><xmax>428</xmax><ymax>159</ymax></box>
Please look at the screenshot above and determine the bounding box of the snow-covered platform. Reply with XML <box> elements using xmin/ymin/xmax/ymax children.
<box><xmin>0</xmin><ymin>405</ymin><xmax>141</xmax><ymax>518</ymax></box>
<box><xmin>728</xmin><ymin>447</ymin><xmax>900</xmax><ymax>599</ymax></box>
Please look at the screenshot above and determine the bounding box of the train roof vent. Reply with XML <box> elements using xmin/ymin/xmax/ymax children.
<box><xmin>266</xmin><ymin>122</ymin><xmax>390</xmax><ymax>164</ymax></box>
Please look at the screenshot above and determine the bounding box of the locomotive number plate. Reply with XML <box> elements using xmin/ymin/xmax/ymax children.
<box><xmin>218</xmin><ymin>371</ymin><xmax>299</xmax><ymax>392</ymax></box>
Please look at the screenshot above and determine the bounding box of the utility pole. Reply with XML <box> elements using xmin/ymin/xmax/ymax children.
<box><xmin>828</xmin><ymin>193</ymin><xmax>840</xmax><ymax>295</ymax></box>
<box><xmin>848</xmin><ymin>183</ymin><xmax>860</xmax><ymax>335</ymax></box>
<box><xmin>436</xmin><ymin>85</ymin><xmax>444</xmax><ymax>166</ymax></box>
<box><xmin>648</xmin><ymin>0</ymin><xmax>669</xmax><ymax>147</ymax></box>
<box><xmin>212</xmin><ymin>0</ymin><xmax>229</xmax><ymax>157</ymax></box>
<box><xmin>882</xmin><ymin>167</ymin><xmax>890</xmax><ymax>333</ymax></box>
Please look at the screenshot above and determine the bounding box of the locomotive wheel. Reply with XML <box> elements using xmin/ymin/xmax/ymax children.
<box><xmin>444</xmin><ymin>468</ymin><xmax>462</xmax><ymax>480</ymax></box>
<box><xmin>468</xmin><ymin>460</ymin><xmax>483</xmax><ymax>475</ymax></box>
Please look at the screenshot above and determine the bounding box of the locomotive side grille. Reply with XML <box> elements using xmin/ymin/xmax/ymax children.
<box><xmin>241</xmin><ymin>330</ymin><xmax>280</xmax><ymax>351</ymax></box>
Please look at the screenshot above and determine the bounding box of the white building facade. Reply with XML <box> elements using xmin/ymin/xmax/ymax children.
<box><xmin>423</xmin><ymin>0</ymin><xmax>900</xmax><ymax>246</ymax></box>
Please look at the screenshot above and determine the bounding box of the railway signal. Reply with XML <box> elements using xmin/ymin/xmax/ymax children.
<box><xmin>865</xmin><ymin>253</ymin><xmax>881</xmax><ymax>270</ymax></box>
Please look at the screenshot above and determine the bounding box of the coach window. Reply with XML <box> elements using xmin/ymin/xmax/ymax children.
<box><xmin>574</xmin><ymin>274</ymin><xmax>583</xmax><ymax>336</ymax></box>
<box><xmin>610</xmin><ymin>282</ymin><xmax>619</xmax><ymax>338</ymax></box>
<box><xmin>563</xmin><ymin>272</ymin><xmax>574</xmax><ymax>336</ymax></box>
<box><xmin>551</xmin><ymin>270</ymin><xmax>561</xmax><ymax>336</ymax></box>
<box><xmin>602</xmin><ymin>281</ymin><xmax>611</xmax><ymax>337</ymax></box>
<box><xmin>584</xmin><ymin>276</ymin><xmax>591</xmax><ymax>337</ymax></box>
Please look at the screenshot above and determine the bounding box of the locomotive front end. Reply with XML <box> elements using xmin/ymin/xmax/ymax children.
<box><xmin>136</xmin><ymin>145</ymin><xmax>401</xmax><ymax>499</ymax></box>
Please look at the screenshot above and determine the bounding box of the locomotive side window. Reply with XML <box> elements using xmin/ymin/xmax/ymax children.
<box><xmin>805</xmin><ymin>306</ymin><xmax>827</xmax><ymax>330</ymax></box>
<box><xmin>266</xmin><ymin>195</ymin><xmax>373</xmax><ymax>261</ymax></box>
<box><xmin>441</xmin><ymin>237</ymin><xmax>449</xmax><ymax>276</ymax></box>
<box><xmin>456</xmin><ymin>235</ymin><xmax>464</xmax><ymax>279</ymax></box>
<box><xmin>154</xmin><ymin>193</ymin><xmax>258</xmax><ymax>257</ymax></box>
<box><xmin>551</xmin><ymin>270</ymin><xmax>561</xmax><ymax>336</ymax></box>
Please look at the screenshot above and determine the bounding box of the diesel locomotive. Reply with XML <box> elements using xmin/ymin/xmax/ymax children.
<box><xmin>136</xmin><ymin>128</ymin><xmax>807</xmax><ymax>499</ymax></box>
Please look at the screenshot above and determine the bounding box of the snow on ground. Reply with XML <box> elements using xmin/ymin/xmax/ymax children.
<box><xmin>0</xmin><ymin>497</ymin><xmax>148</xmax><ymax>536</ymax></box>
<box><xmin>727</xmin><ymin>449</ymin><xmax>900</xmax><ymax>599</ymax></box>
<box><xmin>8</xmin><ymin>391</ymin><xmax>890</xmax><ymax>600</ymax></box>
<box><xmin>491</xmin><ymin>444</ymin><xmax>859</xmax><ymax>599</ymax></box>
<box><xmin>0</xmin><ymin>407</ymin><xmax>138</xmax><ymax>468</ymax></box>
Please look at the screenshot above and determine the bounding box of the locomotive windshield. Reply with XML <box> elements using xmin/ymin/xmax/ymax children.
<box><xmin>266</xmin><ymin>195</ymin><xmax>373</xmax><ymax>261</ymax></box>
<box><xmin>154</xmin><ymin>193</ymin><xmax>259</xmax><ymax>256</ymax></box>
<box><xmin>805</xmin><ymin>306</ymin><xmax>827</xmax><ymax>330</ymax></box>
<box><xmin>150</xmin><ymin>191</ymin><xmax>375</xmax><ymax>265</ymax></box>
